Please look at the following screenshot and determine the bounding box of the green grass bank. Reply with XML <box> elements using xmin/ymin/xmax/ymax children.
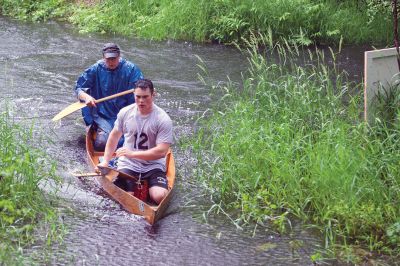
<box><xmin>0</xmin><ymin>107</ymin><xmax>62</xmax><ymax>264</ymax></box>
<box><xmin>186</xmin><ymin>35</ymin><xmax>400</xmax><ymax>262</ymax></box>
<box><xmin>0</xmin><ymin>0</ymin><xmax>394</xmax><ymax>46</ymax></box>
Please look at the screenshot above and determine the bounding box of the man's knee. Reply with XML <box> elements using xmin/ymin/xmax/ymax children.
<box><xmin>94</xmin><ymin>129</ymin><xmax>109</xmax><ymax>151</ymax></box>
<box><xmin>149</xmin><ymin>186</ymin><xmax>168</xmax><ymax>204</ymax></box>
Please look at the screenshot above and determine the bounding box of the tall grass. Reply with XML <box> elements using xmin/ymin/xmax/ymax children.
<box><xmin>187</xmin><ymin>34</ymin><xmax>400</xmax><ymax>257</ymax></box>
<box><xmin>67</xmin><ymin>0</ymin><xmax>392</xmax><ymax>45</ymax></box>
<box><xmin>0</xmin><ymin>106</ymin><xmax>62</xmax><ymax>264</ymax></box>
<box><xmin>0</xmin><ymin>0</ymin><xmax>392</xmax><ymax>45</ymax></box>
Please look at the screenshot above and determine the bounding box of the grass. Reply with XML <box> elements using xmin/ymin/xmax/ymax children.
<box><xmin>0</xmin><ymin>0</ymin><xmax>394</xmax><ymax>46</ymax></box>
<box><xmin>185</xmin><ymin>34</ymin><xmax>400</xmax><ymax>261</ymax></box>
<box><xmin>0</xmin><ymin>104</ymin><xmax>63</xmax><ymax>265</ymax></box>
<box><xmin>68</xmin><ymin>0</ymin><xmax>393</xmax><ymax>45</ymax></box>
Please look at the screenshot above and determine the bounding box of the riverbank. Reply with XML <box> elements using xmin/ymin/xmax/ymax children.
<box><xmin>0</xmin><ymin>105</ymin><xmax>63</xmax><ymax>264</ymax></box>
<box><xmin>0</xmin><ymin>0</ymin><xmax>394</xmax><ymax>46</ymax></box>
<box><xmin>185</xmin><ymin>35</ymin><xmax>400</xmax><ymax>263</ymax></box>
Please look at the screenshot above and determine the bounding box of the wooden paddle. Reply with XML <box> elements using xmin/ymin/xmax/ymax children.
<box><xmin>52</xmin><ymin>88</ymin><xmax>135</xmax><ymax>121</ymax></box>
<box><xmin>71</xmin><ymin>172</ymin><xmax>101</xmax><ymax>177</ymax></box>
<box><xmin>97</xmin><ymin>165</ymin><xmax>139</xmax><ymax>181</ymax></box>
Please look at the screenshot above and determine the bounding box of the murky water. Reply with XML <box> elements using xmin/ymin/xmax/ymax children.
<box><xmin>0</xmin><ymin>16</ymin><xmax>373</xmax><ymax>265</ymax></box>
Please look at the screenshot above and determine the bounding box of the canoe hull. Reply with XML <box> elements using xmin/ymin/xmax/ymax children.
<box><xmin>85</xmin><ymin>127</ymin><xmax>176</xmax><ymax>224</ymax></box>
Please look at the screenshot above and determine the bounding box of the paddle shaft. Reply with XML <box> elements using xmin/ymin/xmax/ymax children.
<box><xmin>93</xmin><ymin>88</ymin><xmax>135</xmax><ymax>104</ymax></box>
<box><xmin>72</xmin><ymin>172</ymin><xmax>100</xmax><ymax>177</ymax></box>
<box><xmin>98</xmin><ymin>165</ymin><xmax>139</xmax><ymax>181</ymax></box>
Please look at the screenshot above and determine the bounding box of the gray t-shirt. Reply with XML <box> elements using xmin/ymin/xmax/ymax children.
<box><xmin>114</xmin><ymin>103</ymin><xmax>173</xmax><ymax>172</ymax></box>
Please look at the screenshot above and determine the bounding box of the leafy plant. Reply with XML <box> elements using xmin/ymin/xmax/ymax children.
<box><xmin>0</xmin><ymin>105</ymin><xmax>63</xmax><ymax>263</ymax></box>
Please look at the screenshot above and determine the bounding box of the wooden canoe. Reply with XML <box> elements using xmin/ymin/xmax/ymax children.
<box><xmin>85</xmin><ymin>126</ymin><xmax>176</xmax><ymax>225</ymax></box>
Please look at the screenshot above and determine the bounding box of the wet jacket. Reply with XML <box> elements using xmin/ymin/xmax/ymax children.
<box><xmin>75</xmin><ymin>58</ymin><xmax>144</xmax><ymax>132</ymax></box>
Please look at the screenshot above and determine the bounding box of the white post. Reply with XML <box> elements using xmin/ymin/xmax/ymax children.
<box><xmin>364</xmin><ymin>47</ymin><xmax>399</xmax><ymax>122</ymax></box>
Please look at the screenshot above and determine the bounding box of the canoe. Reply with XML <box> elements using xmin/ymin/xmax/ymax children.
<box><xmin>85</xmin><ymin>126</ymin><xmax>176</xmax><ymax>225</ymax></box>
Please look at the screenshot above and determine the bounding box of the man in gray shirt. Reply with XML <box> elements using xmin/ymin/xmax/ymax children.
<box><xmin>97</xmin><ymin>79</ymin><xmax>173</xmax><ymax>204</ymax></box>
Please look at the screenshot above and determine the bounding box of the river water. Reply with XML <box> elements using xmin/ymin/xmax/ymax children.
<box><xmin>0</xmin><ymin>16</ymin><xmax>375</xmax><ymax>265</ymax></box>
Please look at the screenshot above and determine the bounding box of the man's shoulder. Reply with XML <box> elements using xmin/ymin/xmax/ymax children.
<box><xmin>86</xmin><ymin>60</ymin><xmax>105</xmax><ymax>72</ymax></box>
<box><xmin>94</xmin><ymin>59</ymin><xmax>106</xmax><ymax>67</ymax></box>
<box><xmin>153</xmin><ymin>105</ymin><xmax>172</xmax><ymax>122</ymax></box>
<box><xmin>120</xmin><ymin>58</ymin><xmax>137</xmax><ymax>69</ymax></box>
<box><xmin>119</xmin><ymin>103</ymin><xmax>136</xmax><ymax>116</ymax></box>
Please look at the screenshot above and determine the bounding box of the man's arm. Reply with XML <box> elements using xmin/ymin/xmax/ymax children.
<box><xmin>97</xmin><ymin>128</ymin><xmax>123</xmax><ymax>169</ymax></box>
<box><xmin>78</xmin><ymin>91</ymin><xmax>96</xmax><ymax>107</ymax></box>
<box><xmin>127</xmin><ymin>62</ymin><xmax>144</xmax><ymax>89</ymax></box>
<box><xmin>75</xmin><ymin>65</ymin><xmax>97</xmax><ymax>107</ymax></box>
<box><xmin>115</xmin><ymin>143</ymin><xmax>170</xmax><ymax>161</ymax></box>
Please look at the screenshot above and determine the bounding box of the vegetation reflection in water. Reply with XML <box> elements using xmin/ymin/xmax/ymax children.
<box><xmin>0</xmin><ymin>105</ymin><xmax>63</xmax><ymax>265</ymax></box>
<box><xmin>185</xmin><ymin>34</ymin><xmax>400</xmax><ymax>263</ymax></box>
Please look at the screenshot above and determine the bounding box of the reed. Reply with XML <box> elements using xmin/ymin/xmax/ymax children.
<box><xmin>0</xmin><ymin>0</ymin><xmax>392</xmax><ymax>45</ymax></box>
<box><xmin>186</xmin><ymin>33</ymin><xmax>400</xmax><ymax>258</ymax></box>
<box><xmin>68</xmin><ymin>0</ymin><xmax>392</xmax><ymax>45</ymax></box>
<box><xmin>0</xmin><ymin>105</ymin><xmax>63</xmax><ymax>264</ymax></box>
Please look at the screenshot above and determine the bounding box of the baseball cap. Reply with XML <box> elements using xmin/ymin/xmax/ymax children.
<box><xmin>102</xmin><ymin>43</ymin><xmax>120</xmax><ymax>58</ymax></box>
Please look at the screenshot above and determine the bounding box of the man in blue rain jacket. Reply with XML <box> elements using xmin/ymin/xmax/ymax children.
<box><xmin>75</xmin><ymin>43</ymin><xmax>144</xmax><ymax>151</ymax></box>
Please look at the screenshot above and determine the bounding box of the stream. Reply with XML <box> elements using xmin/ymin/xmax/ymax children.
<box><xmin>0</xmin><ymin>16</ymin><xmax>374</xmax><ymax>265</ymax></box>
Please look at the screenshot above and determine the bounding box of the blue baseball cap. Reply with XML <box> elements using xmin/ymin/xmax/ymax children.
<box><xmin>102</xmin><ymin>43</ymin><xmax>120</xmax><ymax>58</ymax></box>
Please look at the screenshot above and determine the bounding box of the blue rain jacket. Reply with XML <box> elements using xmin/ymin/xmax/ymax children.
<box><xmin>75</xmin><ymin>58</ymin><xmax>144</xmax><ymax>132</ymax></box>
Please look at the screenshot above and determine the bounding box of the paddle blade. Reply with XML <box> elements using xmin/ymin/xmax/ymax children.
<box><xmin>52</xmin><ymin>101</ymin><xmax>86</xmax><ymax>121</ymax></box>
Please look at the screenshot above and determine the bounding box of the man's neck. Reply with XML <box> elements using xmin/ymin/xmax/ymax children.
<box><xmin>137</xmin><ymin>104</ymin><xmax>153</xmax><ymax>116</ymax></box>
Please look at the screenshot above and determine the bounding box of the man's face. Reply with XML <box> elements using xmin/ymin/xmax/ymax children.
<box><xmin>104</xmin><ymin>55</ymin><xmax>120</xmax><ymax>70</ymax></box>
<box><xmin>135</xmin><ymin>87</ymin><xmax>154</xmax><ymax>114</ymax></box>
